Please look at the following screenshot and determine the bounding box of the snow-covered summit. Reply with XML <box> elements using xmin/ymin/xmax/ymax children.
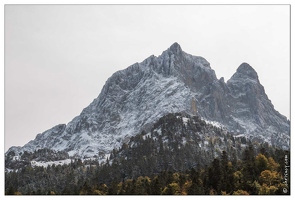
<box><xmin>6</xmin><ymin>43</ymin><xmax>290</xmax><ymax>159</ymax></box>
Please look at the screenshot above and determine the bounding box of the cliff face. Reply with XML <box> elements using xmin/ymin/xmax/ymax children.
<box><xmin>6</xmin><ymin>43</ymin><xmax>290</xmax><ymax>158</ymax></box>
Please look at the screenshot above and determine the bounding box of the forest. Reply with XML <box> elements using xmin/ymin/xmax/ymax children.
<box><xmin>5</xmin><ymin>146</ymin><xmax>289</xmax><ymax>195</ymax></box>
<box><xmin>5</xmin><ymin>113</ymin><xmax>290</xmax><ymax>195</ymax></box>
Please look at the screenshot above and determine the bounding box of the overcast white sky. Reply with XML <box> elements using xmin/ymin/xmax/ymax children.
<box><xmin>4</xmin><ymin>5</ymin><xmax>290</xmax><ymax>151</ymax></box>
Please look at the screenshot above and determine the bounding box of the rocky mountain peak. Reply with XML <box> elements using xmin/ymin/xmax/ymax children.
<box><xmin>168</xmin><ymin>42</ymin><xmax>182</xmax><ymax>54</ymax></box>
<box><xmin>6</xmin><ymin>43</ymin><xmax>290</xmax><ymax>159</ymax></box>
<box><xmin>232</xmin><ymin>62</ymin><xmax>259</xmax><ymax>80</ymax></box>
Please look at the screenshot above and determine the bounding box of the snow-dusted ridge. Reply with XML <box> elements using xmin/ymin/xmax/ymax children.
<box><xmin>30</xmin><ymin>159</ymin><xmax>72</xmax><ymax>168</ymax></box>
<box><xmin>6</xmin><ymin>42</ymin><xmax>290</xmax><ymax>160</ymax></box>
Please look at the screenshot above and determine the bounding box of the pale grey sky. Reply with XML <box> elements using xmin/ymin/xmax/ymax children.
<box><xmin>4</xmin><ymin>5</ymin><xmax>290</xmax><ymax>151</ymax></box>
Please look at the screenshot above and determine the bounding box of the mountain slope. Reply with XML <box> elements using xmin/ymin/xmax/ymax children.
<box><xmin>6</xmin><ymin>43</ymin><xmax>290</xmax><ymax>159</ymax></box>
<box><xmin>5</xmin><ymin>112</ymin><xmax>289</xmax><ymax>195</ymax></box>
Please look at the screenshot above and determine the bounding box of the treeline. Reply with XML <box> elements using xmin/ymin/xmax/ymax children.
<box><xmin>5</xmin><ymin>145</ymin><xmax>289</xmax><ymax>195</ymax></box>
<box><xmin>79</xmin><ymin>147</ymin><xmax>289</xmax><ymax>195</ymax></box>
<box><xmin>75</xmin><ymin>147</ymin><xmax>290</xmax><ymax>195</ymax></box>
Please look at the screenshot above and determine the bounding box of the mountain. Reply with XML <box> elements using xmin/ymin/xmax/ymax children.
<box><xmin>6</xmin><ymin>42</ymin><xmax>290</xmax><ymax>159</ymax></box>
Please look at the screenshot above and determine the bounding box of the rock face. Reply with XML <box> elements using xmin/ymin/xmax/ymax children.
<box><xmin>6</xmin><ymin>43</ymin><xmax>290</xmax><ymax>158</ymax></box>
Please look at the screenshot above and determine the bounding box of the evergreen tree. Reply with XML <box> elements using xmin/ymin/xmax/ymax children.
<box><xmin>187</xmin><ymin>168</ymin><xmax>203</xmax><ymax>194</ymax></box>
<box><xmin>151</xmin><ymin>177</ymin><xmax>162</xmax><ymax>195</ymax></box>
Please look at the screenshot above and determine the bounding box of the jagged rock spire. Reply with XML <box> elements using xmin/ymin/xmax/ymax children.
<box><xmin>237</xmin><ymin>62</ymin><xmax>258</xmax><ymax>79</ymax></box>
<box><xmin>168</xmin><ymin>42</ymin><xmax>182</xmax><ymax>54</ymax></box>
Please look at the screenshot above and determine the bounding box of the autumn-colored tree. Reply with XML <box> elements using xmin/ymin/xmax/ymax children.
<box><xmin>259</xmin><ymin>170</ymin><xmax>280</xmax><ymax>186</ymax></box>
<box><xmin>232</xmin><ymin>190</ymin><xmax>249</xmax><ymax>195</ymax></box>
<box><xmin>162</xmin><ymin>183</ymin><xmax>181</xmax><ymax>195</ymax></box>
<box><xmin>98</xmin><ymin>184</ymin><xmax>108</xmax><ymax>195</ymax></box>
<box><xmin>49</xmin><ymin>191</ymin><xmax>56</xmax><ymax>195</ymax></box>
<box><xmin>233</xmin><ymin>171</ymin><xmax>244</xmax><ymax>191</ymax></box>
<box><xmin>259</xmin><ymin>184</ymin><xmax>278</xmax><ymax>195</ymax></box>
<box><xmin>134</xmin><ymin>176</ymin><xmax>151</xmax><ymax>194</ymax></box>
<box><xmin>255</xmin><ymin>154</ymin><xmax>268</xmax><ymax>173</ymax></box>
<box><xmin>267</xmin><ymin>157</ymin><xmax>280</xmax><ymax>172</ymax></box>
<box><xmin>258</xmin><ymin>170</ymin><xmax>281</xmax><ymax>194</ymax></box>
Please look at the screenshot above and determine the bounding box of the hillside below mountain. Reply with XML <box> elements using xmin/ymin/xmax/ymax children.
<box><xmin>5</xmin><ymin>113</ymin><xmax>289</xmax><ymax>195</ymax></box>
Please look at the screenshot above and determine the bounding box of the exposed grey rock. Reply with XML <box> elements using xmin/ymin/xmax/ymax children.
<box><xmin>6</xmin><ymin>43</ymin><xmax>290</xmax><ymax>158</ymax></box>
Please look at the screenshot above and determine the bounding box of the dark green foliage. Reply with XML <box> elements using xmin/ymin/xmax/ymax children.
<box><xmin>5</xmin><ymin>144</ymin><xmax>288</xmax><ymax>195</ymax></box>
<box><xmin>5</xmin><ymin>113</ymin><xmax>289</xmax><ymax>195</ymax></box>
